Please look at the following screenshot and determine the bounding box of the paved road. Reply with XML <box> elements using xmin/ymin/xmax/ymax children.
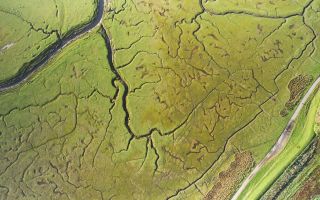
<box><xmin>231</xmin><ymin>76</ymin><xmax>320</xmax><ymax>200</ymax></box>
<box><xmin>0</xmin><ymin>0</ymin><xmax>105</xmax><ymax>92</ymax></box>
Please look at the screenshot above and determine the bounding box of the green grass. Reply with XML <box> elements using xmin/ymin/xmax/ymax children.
<box><xmin>1</xmin><ymin>0</ymin><xmax>320</xmax><ymax>199</ymax></box>
<box><xmin>0</xmin><ymin>0</ymin><xmax>97</xmax><ymax>82</ymax></box>
<box><xmin>238</xmin><ymin>88</ymin><xmax>320</xmax><ymax>200</ymax></box>
<box><xmin>203</xmin><ymin>0</ymin><xmax>312</xmax><ymax>17</ymax></box>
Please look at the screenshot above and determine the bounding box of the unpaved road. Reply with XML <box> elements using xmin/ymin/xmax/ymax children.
<box><xmin>0</xmin><ymin>0</ymin><xmax>105</xmax><ymax>92</ymax></box>
<box><xmin>231</xmin><ymin>76</ymin><xmax>320</xmax><ymax>200</ymax></box>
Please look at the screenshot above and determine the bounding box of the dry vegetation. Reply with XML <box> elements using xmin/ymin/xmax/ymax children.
<box><xmin>204</xmin><ymin>152</ymin><xmax>254</xmax><ymax>200</ymax></box>
<box><xmin>280</xmin><ymin>74</ymin><xmax>313</xmax><ymax>117</ymax></box>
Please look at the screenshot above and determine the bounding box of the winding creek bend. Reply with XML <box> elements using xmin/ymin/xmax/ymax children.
<box><xmin>0</xmin><ymin>0</ymin><xmax>105</xmax><ymax>92</ymax></box>
<box><xmin>231</xmin><ymin>76</ymin><xmax>320</xmax><ymax>200</ymax></box>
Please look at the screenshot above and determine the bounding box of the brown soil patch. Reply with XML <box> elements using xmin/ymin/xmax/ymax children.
<box><xmin>204</xmin><ymin>151</ymin><xmax>254</xmax><ymax>200</ymax></box>
<box><xmin>281</xmin><ymin>74</ymin><xmax>313</xmax><ymax>117</ymax></box>
<box><xmin>293</xmin><ymin>166</ymin><xmax>320</xmax><ymax>200</ymax></box>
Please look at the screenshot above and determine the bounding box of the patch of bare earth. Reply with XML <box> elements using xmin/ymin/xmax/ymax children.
<box><xmin>204</xmin><ymin>151</ymin><xmax>254</xmax><ymax>200</ymax></box>
<box><xmin>280</xmin><ymin>74</ymin><xmax>313</xmax><ymax>117</ymax></box>
<box><xmin>293</xmin><ymin>166</ymin><xmax>320</xmax><ymax>200</ymax></box>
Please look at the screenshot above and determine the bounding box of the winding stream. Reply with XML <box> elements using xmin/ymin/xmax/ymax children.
<box><xmin>0</xmin><ymin>0</ymin><xmax>105</xmax><ymax>92</ymax></box>
<box><xmin>2</xmin><ymin>0</ymin><xmax>319</xmax><ymax>199</ymax></box>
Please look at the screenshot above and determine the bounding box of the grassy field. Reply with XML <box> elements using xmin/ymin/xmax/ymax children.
<box><xmin>238</xmin><ymin>87</ymin><xmax>320</xmax><ymax>200</ymax></box>
<box><xmin>0</xmin><ymin>30</ymin><xmax>117</xmax><ymax>199</ymax></box>
<box><xmin>0</xmin><ymin>0</ymin><xmax>97</xmax><ymax>82</ymax></box>
<box><xmin>0</xmin><ymin>0</ymin><xmax>320</xmax><ymax>199</ymax></box>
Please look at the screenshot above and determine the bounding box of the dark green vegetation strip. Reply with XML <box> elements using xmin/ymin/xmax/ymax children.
<box><xmin>261</xmin><ymin>137</ymin><xmax>318</xmax><ymax>200</ymax></box>
<box><xmin>274</xmin><ymin>135</ymin><xmax>320</xmax><ymax>200</ymax></box>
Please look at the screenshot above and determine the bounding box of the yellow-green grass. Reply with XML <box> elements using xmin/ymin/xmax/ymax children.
<box><xmin>1</xmin><ymin>0</ymin><xmax>320</xmax><ymax>199</ymax></box>
<box><xmin>170</xmin><ymin>5</ymin><xmax>320</xmax><ymax>198</ymax></box>
<box><xmin>105</xmin><ymin>0</ymin><xmax>320</xmax><ymax>198</ymax></box>
<box><xmin>238</xmin><ymin>88</ymin><xmax>320</xmax><ymax>200</ymax></box>
<box><xmin>0</xmin><ymin>11</ymin><xmax>57</xmax><ymax>82</ymax></box>
<box><xmin>0</xmin><ymin>0</ymin><xmax>97</xmax><ymax>82</ymax></box>
<box><xmin>0</xmin><ymin>30</ymin><xmax>117</xmax><ymax>199</ymax></box>
<box><xmin>203</xmin><ymin>0</ymin><xmax>313</xmax><ymax>17</ymax></box>
<box><xmin>0</xmin><ymin>0</ymin><xmax>96</xmax><ymax>35</ymax></box>
<box><xmin>170</xmin><ymin>52</ymin><xmax>320</xmax><ymax>200</ymax></box>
